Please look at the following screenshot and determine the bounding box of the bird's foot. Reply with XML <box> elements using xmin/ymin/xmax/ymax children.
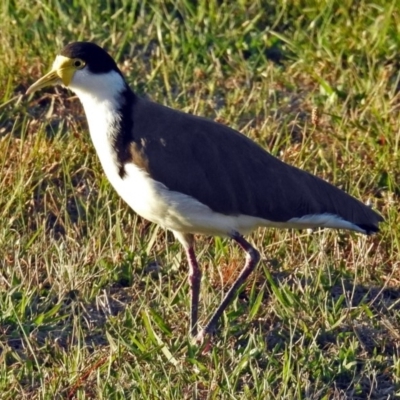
<box><xmin>194</xmin><ymin>329</ymin><xmax>206</xmax><ymax>345</ymax></box>
<box><xmin>192</xmin><ymin>326</ymin><xmax>216</xmax><ymax>353</ymax></box>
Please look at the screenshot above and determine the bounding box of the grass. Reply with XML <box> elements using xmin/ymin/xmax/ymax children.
<box><xmin>0</xmin><ymin>0</ymin><xmax>399</xmax><ymax>398</ymax></box>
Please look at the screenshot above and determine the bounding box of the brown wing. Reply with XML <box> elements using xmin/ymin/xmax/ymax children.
<box><xmin>128</xmin><ymin>97</ymin><xmax>382</xmax><ymax>234</ymax></box>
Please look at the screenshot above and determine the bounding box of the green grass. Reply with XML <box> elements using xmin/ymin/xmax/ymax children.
<box><xmin>0</xmin><ymin>0</ymin><xmax>399</xmax><ymax>398</ymax></box>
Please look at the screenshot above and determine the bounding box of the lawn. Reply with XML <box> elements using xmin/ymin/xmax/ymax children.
<box><xmin>0</xmin><ymin>0</ymin><xmax>399</xmax><ymax>398</ymax></box>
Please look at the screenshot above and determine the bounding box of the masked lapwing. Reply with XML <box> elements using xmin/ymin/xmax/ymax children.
<box><xmin>26</xmin><ymin>42</ymin><xmax>383</xmax><ymax>342</ymax></box>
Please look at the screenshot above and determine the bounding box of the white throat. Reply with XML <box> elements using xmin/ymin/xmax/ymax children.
<box><xmin>69</xmin><ymin>69</ymin><xmax>125</xmax><ymax>134</ymax></box>
<box><xmin>69</xmin><ymin>69</ymin><xmax>127</xmax><ymax>180</ymax></box>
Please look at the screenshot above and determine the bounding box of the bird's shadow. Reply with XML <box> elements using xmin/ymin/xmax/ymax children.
<box><xmin>230</xmin><ymin>265</ymin><xmax>400</xmax><ymax>399</ymax></box>
<box><xmin>1</xmin><ymin>265</ymin><xmax>399</xmax><ymax>398</ymax></box>
<box><xmin>2</xmin><ymin>268</ymin><xmax>399</xmax><ymax>350</ymax></box>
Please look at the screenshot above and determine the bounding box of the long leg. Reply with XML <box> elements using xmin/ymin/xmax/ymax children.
<box><xmin>173</xmin><ymin>232</ymin><xmax>202</xmax><ymax>337</ymax></box>
<box><xmin>197</xmin><ymin>231</ymin><xmax>260</xmax><ymax>341</ymax></box>
<box><xmin>186</xmin><ymin>244</ymin><xmax>202</xmax><ymax>336</ymax></box>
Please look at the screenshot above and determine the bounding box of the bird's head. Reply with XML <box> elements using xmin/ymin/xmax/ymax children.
<box><xmin>26</xmin><ymin>42</ymin><xmax>123</xmax><ymax>96</ymax></box>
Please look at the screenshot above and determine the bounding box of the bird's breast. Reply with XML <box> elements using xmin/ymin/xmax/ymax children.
<box><xmin>79</xmin><ymin>94</ymin><xmax>271</xmax><ymax>236</ymax></box>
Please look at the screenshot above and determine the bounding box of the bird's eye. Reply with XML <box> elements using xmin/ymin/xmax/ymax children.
<box><xmin>74</xmin><ymin>59</ymin><xmax>85</xmax><ymax>69</ymax></box>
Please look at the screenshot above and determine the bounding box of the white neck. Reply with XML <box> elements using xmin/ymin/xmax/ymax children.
<box><xmin>69</xmin><ymin>70</ymin><xmax>126</xmax><ymax>180</ymax></box>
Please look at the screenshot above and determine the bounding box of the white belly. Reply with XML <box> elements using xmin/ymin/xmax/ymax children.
<box><xmin>111</xmin><ymin>162</ymin><xmax>265</xmax><ymax>236</ymax></box>
<box><xmin>105</xmin><ymin>161</ymin><xmax>364</xmax><ymax>236</ymax></box>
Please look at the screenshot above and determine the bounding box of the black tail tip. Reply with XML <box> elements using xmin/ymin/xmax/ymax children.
<box><xmin>358</xmin><ymin>214</ymin><xmax>384</xmax><ymax>235</ymax></box>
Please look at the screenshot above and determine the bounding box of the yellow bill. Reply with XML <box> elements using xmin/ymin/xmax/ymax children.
<box><xmin>26</xmin><ymin>55</ymin><xmax>81</xmax><ymax>94</ymax></box>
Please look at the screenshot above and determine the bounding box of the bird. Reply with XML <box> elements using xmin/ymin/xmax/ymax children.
<box><xmin>26</xmin><ymin>42</ymin><xmax>383</xmax><ymax>343</ymax></box>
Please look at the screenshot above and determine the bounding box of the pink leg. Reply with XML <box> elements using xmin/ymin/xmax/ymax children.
<box><xmin>197</xmin><ymin>232</ymin><xmax>260</xmax><ymax>342</ymax></box>
<box><xmin>184</xmin><ymin>236</ymin><xmax>202</xmax><ymax>337</ymax></box>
